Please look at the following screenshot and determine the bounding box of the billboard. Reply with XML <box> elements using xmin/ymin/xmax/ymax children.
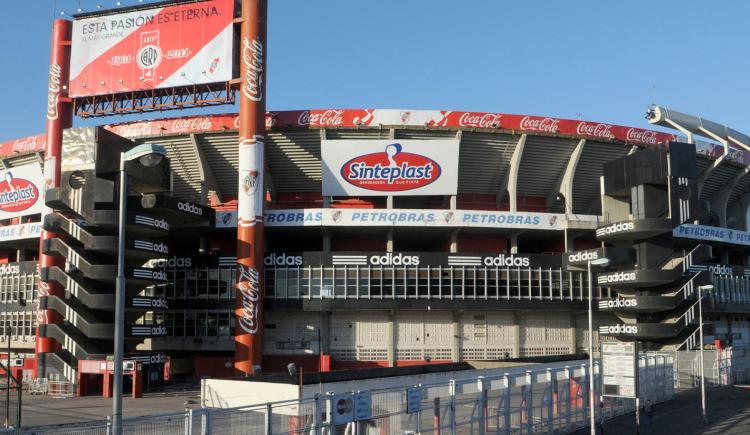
<box><xmin>69</xmin><ymin>0</ymin><xmax>234</xmax><ymax>98</ymax></box>
<box><xmin>216</xmin><ymin>208</ymin><xmax>573</xmax><ymax>231</ymax></box>
<box><xmin>322</xmin><ymin>139</ymin><xmax>460</xmax><ymax>196</ymax></box>
<box><xmin>0</xmin><ymin>163</ymin><xmax>45</xmax><ymax>219</ymax></box>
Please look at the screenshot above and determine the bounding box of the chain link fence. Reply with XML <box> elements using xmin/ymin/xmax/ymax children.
<box><xmin>22</xmin><ymin>356</ymin><xmax>673</xmax><ymax>435</ymax></box>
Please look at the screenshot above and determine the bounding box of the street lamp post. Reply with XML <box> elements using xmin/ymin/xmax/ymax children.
<box><xmin>6</xmin><ymin>298</ymin><xmax>25</xmax><ymax>429</ymax></box>
<box><xmin>587</xmin><ymin>257</ymin><xmax>609</xmax><ymax>435</ymax></box>
<box><xmin>112</xmin><ymin>144</ymin><xmax>166</xmax><ymax>435</ymax></box>
<box><xmin>697</xmin><ymin>284</ymin><xmax>713</xmax><ymax>424</ymax></box>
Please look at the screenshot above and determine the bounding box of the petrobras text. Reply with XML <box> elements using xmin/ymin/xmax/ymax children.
<box><xmin>597</xmin><ymin>271</ymin><xmax>636</xmax><ymax>284</ymax></box>
<box><xmin>256</xmin><ymin>208</ymin><xmax>571</xmax><ymax>231</ymax></box>
<box><xmin>599</xmin><ymin>324</ymin><xmax>639</xmax><ymax>334</ymax></box>
<box><xmin>483</xmin><ymin>254</ymin><xmax>529</xmax><ymax>267</ymax></box>
<box><xmin>674</xmin><ymin>224</ymin><xmax>750</xmax><ymax>247</ymax></box>
<box><xmin>596</xmin><ymin>221</ymin><xmax>634</xmax><ymax>237</ymax></box>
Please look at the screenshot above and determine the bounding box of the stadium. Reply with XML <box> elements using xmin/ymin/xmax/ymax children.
<box><xmin>0</xmin><ymin>0</ymin><xmax>749</xmax><ymax>401</ymax></box>
<box><xmin>4</xmin><ymin>103</ymin><xmax>750</xmax><ymax>392</ymax></box>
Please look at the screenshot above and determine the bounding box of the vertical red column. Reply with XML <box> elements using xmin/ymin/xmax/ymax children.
<box><xmin>235</xmin><ymin>0</ymin><xmax>267</xmax><ymax>376</ymax></box>
<box><xmin>35</xmin><ymin>19</ymin><xmax>73</xmax><ymax>379</ymax></box>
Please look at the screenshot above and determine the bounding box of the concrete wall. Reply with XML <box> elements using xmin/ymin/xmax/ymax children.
<box><xmin>201</xmin><ymin>359</ymin><xmax>587</xmax><ymax>408</ymax></box>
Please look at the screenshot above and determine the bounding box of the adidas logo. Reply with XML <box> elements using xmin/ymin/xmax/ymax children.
<box><xmin>599</xmin><ymin>324</ymin><xmax>639</xmax><ymax>334</ymax></box>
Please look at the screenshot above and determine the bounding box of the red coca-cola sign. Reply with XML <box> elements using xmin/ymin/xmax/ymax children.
<box><xmin>341</xmin><ymin>143</ymin><xmax>441</xmax><ymax>192</ymax></box>
<box><xmin>0</xmin><ymin>172</ymin><xmax>39</xmax><ymax>213</ymax></box>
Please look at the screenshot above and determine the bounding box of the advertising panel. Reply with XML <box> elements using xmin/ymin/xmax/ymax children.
<box><xmin>322</xmin><ymin>139</ymin><xmax>460</xmax><ymax>196</ymax></box>
<box><xmin>674</xmin><ymin>224</ymin><xmax>750</xmax><ymax>247</ymax></box>
<box><xmin>69</xmin><ymin>0</ymin><xmax>234</xmax><ymax>98</ymax></box>
<box><xmin>0</xmin><ymin>163</ymin><xmax>45</xmax><ymax>219</ymax></box>
<box><xmin>602</xmin><ymin>342</ymin><xmax>637</xmax><ymax>398</ymax></box>
<box><xmin>216</xmin><ymin>208</ymin><xmax>572</xmax><ymax>231</ymax></box>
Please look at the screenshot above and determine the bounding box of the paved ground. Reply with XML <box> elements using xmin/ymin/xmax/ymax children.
<box><xmin>574</xmin><ymin>385</ymin><xmax>750</xmax><ymax>435</ymax></box>
<box><xmin>15</xmin><ymin>390</ymin><xmax>201</xmax><ymax>429</ymax></box>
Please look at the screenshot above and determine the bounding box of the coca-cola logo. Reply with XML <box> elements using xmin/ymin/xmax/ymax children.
<box><xmin>241</xmin><ymin>38</ymin><xmax>264</xmax><ymax>102</ymax></box>
<box><xmin>0</xmin><ymin>172</ymin><xmax>39</xmax><ymax>213</ymax></box>
<box><xmin>171</xmin><ymin>117</ymin><xmax>213</xmax><ymax>133</ymax></box>
<box><xmin>298</xmin><ymin>110</ymin><xmax>345</xmax><ymax>126</ymax></box>
<box><xmin>341</xmin><ymin>143</ymin><xmax>441</xmax><ymax>192</ymax></box>
<box><xmin>109</xmin><ymin>123</ymin><xmax>155</xmax><ymax>138</ymax></box>
<box><xmin>459</xmin><ymin>113</ymin><xmax>503</xmax><ymax>128</ymax></box>
<box><xmin>519</xmin><ymin>116</ymin><xmax>560</xmax><ymax>133</ymax></box>
<box><xmin>46</xmin><ymin>64</ymin><xmax>62</xmax><ymax>121</ymax></box>
<box><xmin>11</xmin><ymin>136</ymin><xmax>41</xmax><ymax>154</ymax></box>
<box><xmin>237</xmin><ymin>264</ymin><xmax>261</xmax><ymax>334</ymax></box>
<box><xmin>576</xmin><ymin>122</ymin><xmax>614</xmax><ymax>139</ymax></box>
<box><xmin>626</xmin><ymin>128</ymin><xmax>658</xmax><ymax>145</ymax></box>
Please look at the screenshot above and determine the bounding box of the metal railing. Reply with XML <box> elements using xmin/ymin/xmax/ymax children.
<box><xmin>24</xmin><ymin>356</ymin><xmax>674</xmax><ymax>435</ymax></box>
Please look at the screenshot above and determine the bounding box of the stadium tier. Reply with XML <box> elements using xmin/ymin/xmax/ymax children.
<box><xmin>1</xmin><ymin>108</ymin><xmax>749</xmax><ymax>386</ymax></box>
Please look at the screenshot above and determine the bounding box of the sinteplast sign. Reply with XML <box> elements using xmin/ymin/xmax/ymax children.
<box><xmin>321</xmin><ymin>139</ymin><xmax>460</xmax><ymax>196</ymax></box>
<box><xmin>0</xmin><ymin>163</ymin><xmax>45</xmax><ymax>220</ymax></box>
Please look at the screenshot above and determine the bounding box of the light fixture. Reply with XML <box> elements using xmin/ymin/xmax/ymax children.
<box><xmin>591</xmin><ymin>257</ymin><xmax>610</xmax><ymax>267</ymax></box>
<box><xmin>287</xmin><ymin>362</ymin><xmax>298</xmax><ymax>376</ymax></box>
<box><xmin>123</xmin><ymin>144</ymin><xmax>167</xmax><ymax>168</ymax></box>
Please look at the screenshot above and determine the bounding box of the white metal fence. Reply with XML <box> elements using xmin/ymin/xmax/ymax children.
<box><xmin>23</xmin><ymin>356</ymin><xmax>673</xmax><ymax>435</ymax></box>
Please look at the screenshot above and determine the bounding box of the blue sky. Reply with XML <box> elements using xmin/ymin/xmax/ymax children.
<box><xmin>1</xmin><ymin>0</ymin><xmax>747</xmax><ymax>142</ymax></box>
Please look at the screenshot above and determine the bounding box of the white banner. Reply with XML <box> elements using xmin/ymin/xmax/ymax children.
<box><xmin>69</xmin><ymin>0</ymin><xmax>234</xmax><ymax>98</ymax></box>
<box><xmin>0</xmin><ymin>163</ymin><xmax>45</xmax><ymax>220</ymax></box>
<box><xmin>321</xmin><ymin>139</ymin><xmax>459</xmax><ymax>196</ymax></box>
<box><xmin>217</xmin><ymin>208</ymin><xmax>569</xmax><ymax>231</ymax></box>
<box><xmin>0</xmin><ymin>222</ymin><xmax>42</xmax><ymax>242</ymax></box>
<box><xmin>673</xmin><ymin>224</ymin><xmax>750</xmax><ymax>246</ymax></box>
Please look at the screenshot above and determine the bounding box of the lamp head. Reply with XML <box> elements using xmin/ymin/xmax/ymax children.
<box><xmin>590</xmin><ymin>257</ymin><xmax>610</xmax><ymax>267</ymax></box>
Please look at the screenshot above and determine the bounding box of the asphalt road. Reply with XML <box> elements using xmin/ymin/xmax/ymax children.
<box><xmin>574</xmin><ymin>385</ymin><xmax>750</xmax><ymax>435</ymax></box>
<box><xmin>9</xmin><ymin>390</ymin><xmax>200</xmax><ymax>429</ymax></box>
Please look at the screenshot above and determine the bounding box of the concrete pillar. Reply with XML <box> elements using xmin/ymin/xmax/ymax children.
<box><xmin>323</xmin><ymin>196</ymin><xmax>331</xmax><ymax>208</ymax></box>
<box><xmin>569</xmin><ymin>314</ymin><xmax>577</xmax><ymax>354</ymax></box>
<box><xmin>322</xmin><ymin>229</ymin><xmax>331</xmax><ymax>253</ymax></box>
<box><xmin>387</xmin><ymin>311</ymin><xmax>395</xmax><ymax>367</ymax></box>
<box><xmin>512</xmin><ymin>312</ymin><xmax>521</xmax><ymax>358</ymax></box>
<box><xmin>510</xmin><ymin>235</ymin><xmax>519</xmax><ymax>254</ymax></box>
<box><xmin>452</xmin><ymin>311</ymin><xmax>460</xmax><ymax>362</ymax></box>
<box><xmin>320</xmin><ymin>312</ymin><xmax>331</xmax><ymax>355</ymax></box>
<box><xmin>386</xmin><ymin>195</ymin><xmax>394</xmax><ymax>209</ymax></box>
<box><xmin>387</xmin><ymin>228</ymin><xmax>394</xmax><ymax>252</ymax></box>
<box><xmin>449</xmin><ymin>195</ymin><xmax>457</xmax><ymax>210</ymax></box>
<box><xmin>450</xmin><ymin>230</ymin><xmax>458</xmax><ymax>253</ymax></box>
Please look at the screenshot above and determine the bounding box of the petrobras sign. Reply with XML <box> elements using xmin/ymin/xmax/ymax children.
<box><xmin>0</xmin><ymin>222</ymin><xmax>42</xmax><ymax>242</ymax></box>
<box><xmin>0</xmin><ymin>163</ymin><xmax>44</xmax><ymax>220</ymax></box>
<box><xmin>222</xmin><ymin>208</ymin><xmax>570</xmax><ymax>231</ymax></box>
<box><xmin>69</xmin><ymin>0</ymin><xmax>235</xmax><ymax>97</ymax></box>
<box><xmin>321</xmin><ymin>139</ymin><xmax>459</xmax><ymax>196</ymax></box>
<box><xmin>674</xmin><ymin>224</ymin><xmax>750</xmax><ymax>247</ymax></box>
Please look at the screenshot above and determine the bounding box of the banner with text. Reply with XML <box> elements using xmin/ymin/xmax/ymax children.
<box><xmin>217</xmin><ymin>208</ymin><xmax>572</xmax><ymax>231</ymax></box>
<box><xmin>0</xmin><ymin>163</ymin><xmax>45</xmax><ymax>220</ymax></box>
<box><xmin>69</xmin><ymin>0</ymin><xmax>234</xmax><ymax>97</ymax></box>
<box><xmin>321</xmin><ymin>139</ymin><xmax>460</xmax><ymax>196</ymax></box>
